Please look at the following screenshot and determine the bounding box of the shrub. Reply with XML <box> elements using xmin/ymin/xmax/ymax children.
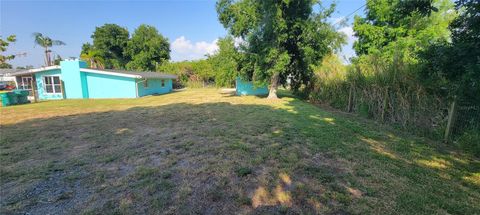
<box><xmin>456</xmin><ymin>128</ymin><xmax>480</xmax><ymax>157</ymax></box>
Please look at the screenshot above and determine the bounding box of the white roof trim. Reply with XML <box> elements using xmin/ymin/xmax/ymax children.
<box><xmin>80</xmin><ymin>68</ymin><xmax>141</xmax><ymax>79</ymax></box>
<box><xmin>29</xmin><ymin>65</ymin><xmax>61</xmax><ymax>73</ymax></box>
<box><xmin>0</xmin><ymin>77</ymin><xmax>16</xmax><ymax>81</ymax></box>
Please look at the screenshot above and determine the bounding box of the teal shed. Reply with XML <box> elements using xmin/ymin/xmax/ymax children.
<box><xmin>236</xmin><ymin>77</ymin><xmax>268</xmax><ymax>96</ymax></box>
<box><xmin>12</xmin><ymin>59</ymin><xmax>176</xmax><ymax>100</ymax></box>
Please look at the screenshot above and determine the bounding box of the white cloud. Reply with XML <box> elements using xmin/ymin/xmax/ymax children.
<box><xmin>338</xmin><ymin>26</ymin><xmax>357</xmax><ymax>62</ymax></box>
<box><xmin>339</xmin><ymin>26</ymin><xmax>356</xmax><ymax>44</ymax></box>
<box><xmin>171</xmin><ymin>36</ymin><xmax>219</xmax><ymax>61</ymax></box>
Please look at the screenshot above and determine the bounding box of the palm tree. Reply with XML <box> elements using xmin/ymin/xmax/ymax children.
<box><xmin>80</xmin><ymin>49</ymin><xmax>105</xmax><ymax>69</ymax></box>
<box><xmin>32</xmin><ymin>32</ymin><xmax>66</xmax><ymax>66</ymax></box>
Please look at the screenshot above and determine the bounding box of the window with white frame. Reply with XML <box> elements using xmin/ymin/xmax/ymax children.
<box><xmin>20</xmin><ymin>76</ymin><xmax>33</xmax><ymax>90</ymax></box>
<box><xmin>143</xmin><ymin>79</ymin><xmax>149</xmax><ymax>88</ymax></box>
<box><xmin>43</xmin><ymin>76</ymin><xmax>62</xmax><ymax>94</ymax></box>
<box><xmin>161</xmin><ymin>80</ymin><xmax>165</xmax><ymax>87</ymax></box>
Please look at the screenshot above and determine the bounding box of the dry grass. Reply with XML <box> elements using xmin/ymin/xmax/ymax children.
<box><xmin>0</xmin><ymin>88</ymin><xmax>479</xmax><ymax>214</ymax></box>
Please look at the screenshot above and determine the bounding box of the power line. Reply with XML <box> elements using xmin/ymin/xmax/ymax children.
<box><xmin>333</xmin><ymin>3</ymin><xmax>366</xmax><ymax>26</ymax></box>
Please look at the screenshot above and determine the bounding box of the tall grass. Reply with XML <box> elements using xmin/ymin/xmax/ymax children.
<box><xmin>311</xmin><ymin>54</ymin><xmax>449</xmax><ymax>139</ymax></box>
<box><xmin>310</xmin><ymin>54</ymin><xmax>350</xmax><ymax>109</ymax></box>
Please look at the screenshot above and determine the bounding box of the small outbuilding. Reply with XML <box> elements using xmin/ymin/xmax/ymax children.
<box><xmin>11</xmin><ymin>59</ymin><xmax>177</xmax><ymax>100</ymax></box>
<box><xmin>235</xmin><ymin>77</ymin><xmax>268</xmax><ymax>96</ymax></box>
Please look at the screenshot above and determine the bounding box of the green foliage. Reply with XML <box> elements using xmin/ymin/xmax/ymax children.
<box><xmin>83</xmin><ymin>24</ymin><xmax>170</xmax><ymax>71</ymax></box>
<box><xmin>311</xmin><ymin>0</ymin><xmax>458</xmax><ymax>139</ymax></box>
<box><xmin>33</xmin><ymin>33</ymin><xmax>66</xmax><ymax>48</ymax></box>
<box><xmin>217</xmin><ymin>0</ymin><xmax>345</xmax><ymax>96</ymax></box>
<box><xmin>124</xmin><ymin>24</ymin><xmax>170</xmax><ymax>71</ymax></box>
<box><xmin>311</xmin><ymin>0</ymin><xmax>479</xmax><ymax>149</ymax></box>
<box><xmin>313</xmin><ymin>57</ymin><xmax>452</xmax><ymax>139</ymax></box>
<box><xmin>157</xmin><ymin>60</ymin><xmax>213</xmax><ymax>88</ymax></box>
<box><xmin>191</xmin><ymin>59</ymin><xmax>215</xmax><ymax>85</ymax></box>
<box><xmin>86</xmin><ymin>24</ymin><xmax>129</xmax><ymax>69</ymax></box>
<box><xmin>157</xmin><ymin>36</ymin><xmax>241</xmax><ymax>88</ymax></box>
<box><xmin>32</xmin><ymin>32</ymin><xmax>66</xmax><ymax>66</ymax></box>
<box><xmin>80</xmin><ymin>43</ymin><xmax>105</xmax><ymax>69</ymax></box>
<box><xmin>157</xmin><ymin>61</ymin><xmax>190</xmax><ymax>87</ymax></box>
<box><xmin>419</xmin><ymin>0</ymin><xmax>480</xmax><ymax>104</ymax></box>
<box><xmin>0</xmin><ymin>35</ymin><xmax>16</xmax><ymax>52</ymax></box>
<box><xmin>456</xmin><ymin>128</ymin><xmax>480</xmax><ymax>157</ymax></box>
<box><xmin>353</xmin><ymin>0</ymin><xmax>455</xmax><ymax>61</ymax></box>
<box><xmin>0</xmin><ymin>63</ymin><xmax>13</xmax><ymax>69</ymax></box>
<box><xmin>53</xmin><ymin>55</ymin><xmax>62</xmax><ymax>66</ymax></box>
<box><xmin>0</xmin><ymin>35</ymin><xmax>16</xmax><ymax>68</ymax></box>
<box><xmin>310</xmin><ymin>54</ymin><xmax>349</xmax><ymax>109</ymax></box>
<box><xmin>208</xmin><ymin>36</ymin><xmax>240</xmax><ymax>87</ymax></box>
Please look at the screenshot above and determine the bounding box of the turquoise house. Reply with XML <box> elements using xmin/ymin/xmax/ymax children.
<box><xmin>236</xmin><ymin>77</ymin><xmax>268</xmax><ymax>96</ymax></box>
<box><xmin>12</xmin><ymin>59</ymin><xmax>176</xmax><ymax>100</ymax></box>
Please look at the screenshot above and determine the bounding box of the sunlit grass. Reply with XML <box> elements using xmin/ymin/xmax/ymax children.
<box><xmin>1</xmin><ymin>88</ymin><xmax>479</xmax><ymax>214</ymax></box>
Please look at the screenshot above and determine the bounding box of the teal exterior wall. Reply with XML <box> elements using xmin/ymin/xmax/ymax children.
<box><xmin>84</xmin><ymin>73</ymin><xmax>137</xmax><ymax>98</ymax></box>
<box><xmin>60</xmin><ymin>60</ymin><xmax>88</xmax><ymax>99</ymax></box>
<box><xmin>32</xmin><ymin>60</ymin><xmax>174</xmax><ymax>100</ymax></box>
<box><xmin>236</xmin><ymin>77</ymin><xmax>268</xmax><ymax>96</ymax></box>
<box><xmin>34</xmin><ymin>69</ymin><xmax>63</xmax><ymax>100</ymax></box>
<box><xmin>137</xmin><ymin>78</ymin><xmax>172</xmax><ymax>97</ymax></box>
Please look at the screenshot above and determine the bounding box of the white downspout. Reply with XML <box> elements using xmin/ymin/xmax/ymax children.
<box><xmin>135</xmin><ymin>81</ymin><xmax>139</xmax><ymax>98</ymax></box>
<box><xmin>136</xmin><ymin>78</ymin><xmax>147</xmax><ymax>98</ymax></box>
<box><xmin>14</xmin><ymin>75</ymin><xmax>19</xmax><ymax>89</ymax></box>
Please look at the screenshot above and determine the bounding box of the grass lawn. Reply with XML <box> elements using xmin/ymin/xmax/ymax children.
<box><xmin>1</xmin><ymin>88</ymin><xmax>479</xmax><ymax>214</ymax></box>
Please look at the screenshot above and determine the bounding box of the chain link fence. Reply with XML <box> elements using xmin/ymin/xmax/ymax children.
<box><xmin>450</xmin><ymin>104</ymin><xmax>480</xmax><ymax>140</ymax></box>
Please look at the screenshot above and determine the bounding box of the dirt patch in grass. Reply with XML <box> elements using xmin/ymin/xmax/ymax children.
<box><xmin>1</xmin><ymin>89</ymin><xmax>479</xmax><ymax>214</ymax></box>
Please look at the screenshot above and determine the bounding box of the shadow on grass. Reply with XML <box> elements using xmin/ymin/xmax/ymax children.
<box><xmin>0</xmin><ymin>99</ymin><xmax>478</xmax><ymax>214</ymax></box>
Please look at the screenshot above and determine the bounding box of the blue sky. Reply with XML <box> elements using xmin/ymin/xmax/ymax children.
<box><xmin>1</xmin><ymin>0</ymin><xmax>365</xmax><ymax>68</ymax></box>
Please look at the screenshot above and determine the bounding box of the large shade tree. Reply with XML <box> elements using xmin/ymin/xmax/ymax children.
<box><xmin>447</xmin><ymin>0</ymin><xmax>480</xmax><ymax>102</ymax></box>
<box><xmin>82</xmin><ymin>24</ymin><xmax>170</xmax><ymax>71</ymax></box>
<box><xmin>208</xmin><ymin>36</ymin><xmax>240</xmax><ymax>87</ymax></box>
<box><xmin>216</xmin><ymin>0</ymin><xmax>345</xmax><ymax>99</ymax></box>
<box><xmin>32</xmin><ymin>32</ymin><xmax>66</xmax><ymax>66</ymax></box>
<box><xmin>353</xmin><ymin>0</ymin><xmax>455</xmax><ymax>59</ymax></box>
<box><xmin>87</xmin><ymin>24</ymin><xmax>130</xmax><ymax>69</ymax></box>
<box><xmin>420</xmin><ymin>0</ymin><xmax>480</xmax><ymax>104</ymax></box>
<box><xmin>124</xmin><ymin>24</ymin><xmax>170</xmax><ymax>71</ymax></box>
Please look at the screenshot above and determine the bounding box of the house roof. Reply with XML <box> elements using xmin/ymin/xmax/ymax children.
<box><xmin>0</xmin><ymin>69</ymin><xmax>29</xmax><ymax>77</ymax></box>
<box><xmin>80</xmin><ymin>68</ymin><xmax>177</xmax><ymax>79</ymax></box>
<box><xmin>10</xmin><ymin>66</ymin><xmax>60</xmax><ymax>76</ymax></box>
<box><xmin>10</xmin><ymin>66</ymin><xmax>177</xmax><ymax>79</ymax></box>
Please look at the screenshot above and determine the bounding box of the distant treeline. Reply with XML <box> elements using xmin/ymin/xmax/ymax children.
<box><xmin>157</xmin><ymin>37</ymin><xmax>239</xmax><ymax>89</ymax></box>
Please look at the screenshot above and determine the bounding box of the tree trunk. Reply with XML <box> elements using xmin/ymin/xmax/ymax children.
<box><xmin>267</xmin><ymin>73</ymin><xmax>279</xmax><ymax>99</ymax></box>
<box><xmin>44</xmin><ymin>48</ymin><xmax>50</xmax><ymax>66</ymax></box>
<box><xmin>48</xmin><ymin>51</ymin><xmax>51</xmax><ymax>66</ymax></box>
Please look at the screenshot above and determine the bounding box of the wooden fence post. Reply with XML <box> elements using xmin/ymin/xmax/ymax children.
<box><xmin>347</xmin><ymin>83</ymin><xmax>354</xmax><ymax>112</ymax></box>
<box><xmin>381</xmin><ymin>87</ymin><xmax>388</xmax><ymax>122</ymax></box>
<box><xmin>444</xmin><ymin>97</ymin><xmax>457</xmax><ymax>143</ymax></box>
